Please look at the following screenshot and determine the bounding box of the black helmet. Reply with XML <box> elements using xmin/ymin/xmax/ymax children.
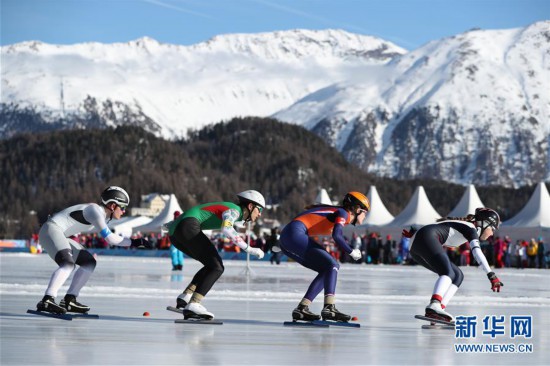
<box><xmin>101</xmin><ymin>186</ymin><xmax>130</xmax><ymax>207</ymax></box>
<box><xmin>343</xmin><ymin>191</ymin><xmax>370</xmax><ymax>211</ymax></box>
<box><xmin>474</xmin><ymin>207</ymin><xmax>500</xmax><ymax>230</ymax></box>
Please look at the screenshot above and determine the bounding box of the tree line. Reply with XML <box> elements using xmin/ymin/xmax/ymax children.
<box><xmin>0</xmin><ymin>117</ymin><xmax>540</xmax><ymax>238</ymax></box>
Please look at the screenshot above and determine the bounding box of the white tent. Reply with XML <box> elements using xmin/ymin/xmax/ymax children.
<box><xmin>360</xmin><ymin>186</ymin><xmax>394</xmax><ymax>227</ymax></box>
<box><xmin>80</xmin><ymin>215</ymin><xmax>152</xmax><ymax>237</ymax></box>
<box><xmin>387</xmin><ymin>186</ymin><xmax>441</xmax><ymax>227</ymax></box>
<box><xmin>503</xmin><ymin>182</ymin><xmax>550</xmax><ymax>228</ymax></box>
<box><xmin>447</xmin><ymin>184</ymin><xmax>485</xmax><ymax>217</ymax></box>
<box><xmin>110</xmin><ymin>216</ymin><xmax>152</xmax><ymax>238</ymax></box>
<box><xmin>314</xmin><ymin>188</ymin><xmax>332</xmax><ymax>205</ymax></box>
<box><xmin>132</xmin><ymin>194</ymin><xmax>183</xmax><ymax>234</ymax></box>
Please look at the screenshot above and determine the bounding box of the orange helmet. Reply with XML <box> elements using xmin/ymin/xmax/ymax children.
<box><xmin>343</xmin><ymin>191</ymin><xmax>370</xmax><ymax>211</ymax></box>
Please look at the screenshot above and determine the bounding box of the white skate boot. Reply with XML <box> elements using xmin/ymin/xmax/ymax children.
<box><xmin>183</xmin><ymin>302</ymin><xmax>215</xmax><ymax>320</ymax></box>
<box><xmin>425</xmin><ymin>301</ymin><xmax>454</xmax><ymax>323</ymax></box>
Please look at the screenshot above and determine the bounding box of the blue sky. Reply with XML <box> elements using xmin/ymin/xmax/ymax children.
<box><xmin>1</xmin><ymin>0</ymin><xmax>548</xmax><ymax>50</ymax></box>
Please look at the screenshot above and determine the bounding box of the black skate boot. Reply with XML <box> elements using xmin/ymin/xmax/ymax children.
<box><xmin>321</xmin><ymin>304</ymin><xmax>351</xmax><ymax>322</ymax></box>
<box><xmin>292</xmin><ymin>304</ymin><xmax>321</xmax><ymax>321</ymax></box>
<box><xmin>61</xmin><ymin>294</ymin><xmax>90</xmax><ymax>313</ymax></box>
<box><xmin>36</xmin><ymin>295</ymin><xmax>66</xmax><ymax>314</ymax></box>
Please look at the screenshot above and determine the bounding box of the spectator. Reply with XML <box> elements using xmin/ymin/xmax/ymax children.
<box><xmin>537</xmin><ymin>237</ymin><xmax>546</xmax><ymax>269</ymax></box>
<box><xmin>527</xmin><ymin>238</ymin><xmax>538</xmax><ymax>268</ymax></box>
<box><xmin>170</xmin><ymin>211</ymin><xmax>184</xmax><ymax>270</ymax></box>
<box><xmin>265</xmin><ymin>228</ymin><xmax>282</xmax><ymax>265</ymax></box>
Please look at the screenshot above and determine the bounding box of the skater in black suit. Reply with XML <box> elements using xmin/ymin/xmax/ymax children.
<box><xmin>404</xmin><ymin>207</ymin><xmax>503</xmax><ymax>323</ymax></box>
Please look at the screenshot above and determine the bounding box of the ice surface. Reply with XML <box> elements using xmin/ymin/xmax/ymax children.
<box><xmin>1</xmin><ymin>253</ymin><xmax>548</xmax><ymax>365</ymax></box>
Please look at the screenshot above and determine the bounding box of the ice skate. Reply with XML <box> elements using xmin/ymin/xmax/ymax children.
<box><xmin>292</xmin><ymin>304</ymin><xmax>321</xmax><ymax>321</ymax></box>
<box><xmin>36</xmin><ymin>295</ymin><xmax>66</xmax><ymax>314</ymax></box>
<box><xmin>60</xmin><ymin>295</ymin><xmax>90</xmax><ymax>314</ymax></box>
<box><xmin>425</xmin><ymin>301</ymin><xmax>454</xmax><ymax>323</ymax></box>
<box><xmin>176</xmin><ymin>293</ymin><xmax>192</xmax><ymax>309</ymax></box>
<box><xmin>321</xmin><ymin>304</ymin><xmax>351</xmax><ymax>322</ymax></box>
<box><xmin>183</xmin><ymin>302</ymin><xmax>214</xmax><ymax>320</ymax></box>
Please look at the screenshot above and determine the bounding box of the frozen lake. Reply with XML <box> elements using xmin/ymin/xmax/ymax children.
<box><xmin>1</xmin><ymin>253</ymin><xmax>549</xmax><ymax>365</ymax></box>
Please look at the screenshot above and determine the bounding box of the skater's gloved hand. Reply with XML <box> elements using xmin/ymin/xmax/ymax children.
<box><xmin>130</xmin><ymin>238</ymin><xmax>152</xmax><ymax>249</ymax></box>
<box><xmin>349</xmin><ymin>249</ymin><xmax>362</xmax><ymax>261</ymax></box>
<box><xmin>247</xmin><ymin>247</ymin><xmax>264</xmax><ymax>259</ymax></box>
<box><xmin>487</xmin><ymin>272</ymin><xmax>503</xmax><ymax>292</ymax></box>
<box><xmin>402</xmin><ymin>226</ymin><xmax>417</xmax><ymax>238</ymax></box>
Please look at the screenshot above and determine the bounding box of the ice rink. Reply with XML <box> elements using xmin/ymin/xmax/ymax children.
<box><xmin>1</xmin><ymin>252</ymin><xmax>548</xmax><ymax>365</ymax></box>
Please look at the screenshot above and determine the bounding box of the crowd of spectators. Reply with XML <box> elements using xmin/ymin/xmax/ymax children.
<box><xmin>28</xmin><ymin>229</ymin><xmax>549</xmax><ymax>269</ymax></box>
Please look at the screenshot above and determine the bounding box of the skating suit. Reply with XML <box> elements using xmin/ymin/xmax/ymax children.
<box><xmin>280</xmin><ymin>206</ymin><xmax>353</xmax><ymax>301</ymax></box>
<box><xmin>168</xmin><ymin>202</ymin><xmax>248</xmax><ymax>247</ymax></box>
<box><xmin>410</xmin><ymin>220</ymin><xmax>492</xmax><ymax>275</ymax></box>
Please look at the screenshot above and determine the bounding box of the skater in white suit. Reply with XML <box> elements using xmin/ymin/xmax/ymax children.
<box><xmin>36</xmin><ymin>186</ymin><xmax>151</xmax><ymax>314</ymax></box>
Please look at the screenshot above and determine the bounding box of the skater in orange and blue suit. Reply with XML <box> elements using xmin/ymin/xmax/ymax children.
<box><xmin>280</xmin><ymin>192</ymin><xmax>369</xmax><ymax>322</ymax></box>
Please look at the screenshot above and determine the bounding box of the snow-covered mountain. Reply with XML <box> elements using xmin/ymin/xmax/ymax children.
<box><xmin>1</xmin><ymin>24</ymin><xmax>549</xmax><ymax>188</ymax></box>
<box><xmin>275</xmin><ymin>21</ymin><xmax>550</xmax><ymax>188</ymax></box>
<box><xmin>0</xmin><ymin>29</ymin><xmax>404</xmax><ymax>139</ymax></box>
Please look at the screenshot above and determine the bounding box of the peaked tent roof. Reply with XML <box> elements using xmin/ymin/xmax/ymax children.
<box><xmin>81</xmin><ymin>215</ymin><xmax>152</xmax><ymax>236</ymax></box>
<box><xmin>110</xmin><ymin>216</ymin><xmax>152</xmax><ymax>238</ymax></box>
<box><xmin>447</xmin><ymin>184</ymin><xmax>485</xmax><ymax>217</ymax></box>
<box><xmin>387</xmin><ymin>186</ymin><xmax>441</xmax><ymax>227</ymax></box>
<box><xmin>315</xmin><ymin>188</ymin><xmax>332</xmax><ymax>205</ymax></box>
<box><xmin>132</xmin><ymin>194</ymin><xmax>183</xmax><ymax>233</ymax></box>
<box><xmin>503</xmin><ymin>182</ymin><xmax>550</xmax><ymax>228</ymax></box>
<box><xmin>360</xmin><ymin>186</ymin><xmax>394</xmax><ymax>227</ymax></box>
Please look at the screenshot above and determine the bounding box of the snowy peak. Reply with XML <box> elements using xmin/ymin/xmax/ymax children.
<box><xmin>274</xmin><ymin>22</ymin><xmax>550</xmax><ymax>188</ymax></box>
<box><xmin>2</xmin><ymin>24</ymin><xmax>548</xmax><ymax>188</ymax></box>
<box><xmin>193</xmin><ymin>29</ymin><xmax>406</xmax><ymax>62</ymax></box>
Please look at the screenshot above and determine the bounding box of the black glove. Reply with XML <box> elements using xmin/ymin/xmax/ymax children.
<box><xmin>130</xmin><ymin>238</ymin><xmax>152</xmax><ymax>249</ymax></box>
<box><xmin>487</xmin><ymin>272</ymin><xmax>503</xmax><ymax>292</ymax></box>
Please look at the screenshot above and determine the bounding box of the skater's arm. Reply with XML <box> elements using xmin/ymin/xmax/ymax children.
<box><xmin>469</xmin><ymin>239</ymin><xmax>492</xmax><ymax>273</ymax></box>
<box><xmin>331</xmin><ymin>210</ymin><xmax>353</xmax><ymax>253</ymax></box>
<box><xmin>84</xmin><ymin>204</ymin><xmax>131</xmax><ymax>247</ymax></box>
<box><xmin>221</xmin><ymin>208</ymin><xmax>249</xmax><ymax>251</ymax></box>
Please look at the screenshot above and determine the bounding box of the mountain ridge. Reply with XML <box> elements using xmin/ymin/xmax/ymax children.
<box><xmin>2</xmin><ymin>23</ymin><xmax>549</xmax><ymax>188</ymax></box>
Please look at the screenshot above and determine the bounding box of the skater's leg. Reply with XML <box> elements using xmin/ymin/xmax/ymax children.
<box><xmin>36</xmin><ymin>222</ymin><xmax>74</xmax><ymax>313</ymax></box>
<box><xmin>66</xmin><ymin>246</ymin><xmax>96</xmax><ymax>297</ymax></box>
<box><xmin>172</xmin><ymin>219</ymin><xmax>224</xmax><ymax>297</ymax></box>
<box><xmin>441</xmin><ymin>263</ymin><xmax>463</xmax><ymax>308</ymax></box>
<box><xmin>410</xmin><ymin>228</ymin><xmax>457</xmax><ymax>321</ymax></box>
<box><xmin>40</xmin><ymin>223</ymin><xmax>76</xmax><ymax>298</ymax></box>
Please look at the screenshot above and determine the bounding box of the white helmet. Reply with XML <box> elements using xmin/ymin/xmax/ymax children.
<box><xmin>236</xmin><ymin>190</ymin><xmax>265</xmax><ymax>208</ymax></box>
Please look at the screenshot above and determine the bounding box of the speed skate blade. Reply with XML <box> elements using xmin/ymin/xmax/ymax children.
<box><xmin>415</xmin><ymin>315</ymin><xmax>455</xmax><ymax>326</ymax></box>
<box><xmin>313</xmin><ymin>320</ymin><xmax>360</xmax><ymax>328</ymax></box>
<box><xmin>166</xmin><ymin>306</ymin><xmax>183</xmax><ymax>314</ymax></box>
<box><xmin>421</xmin><ymin>324</ymin><xmax>455</xmax><ymax>330</ymax></box>
<box><xmin>283</xmin><ymin>321</ymin><xmax>329</xmax><ymax>328</ymax></box>
<box><xmin>70</xmin><ymin>313</ymin><xmax>99</xmax><ymax>319</ymax></box>
<box><xmin>27</xmin><ymin>309</ymin><xmax>72</xmax><ymax>321</ymax></box>
<box><xmin>175</xmin><ymin>318</ymin><xmax>223</xmax><ymax>325</ymax></box>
